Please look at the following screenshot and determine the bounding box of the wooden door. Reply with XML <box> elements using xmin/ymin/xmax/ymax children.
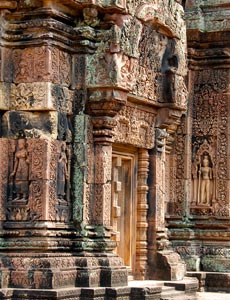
<box><xmin>111</xmin><ymin>152</ymin><xmax>137</xmax><ymax>275</ymax></box>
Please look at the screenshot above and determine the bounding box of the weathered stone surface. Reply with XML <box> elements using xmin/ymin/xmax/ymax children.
<box><xmin>4</xmin><ymin>0</ymin><xmax>229</xmax><ymax>293</ymax></box>
<box><xmin>167</xmin><ymin>0</ymin><xmax>230</xmax><ymax>282</ymax></box>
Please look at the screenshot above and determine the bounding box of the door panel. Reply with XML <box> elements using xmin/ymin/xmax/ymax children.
<box><xmin>111</xmin><ymin>152</ymin><xmax>137</xmax><ymax>274</ymax></box>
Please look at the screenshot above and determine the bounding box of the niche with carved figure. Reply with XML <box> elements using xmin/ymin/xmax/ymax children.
<box><xmin>9</xmin><ymin>138</ymin><xmax>30</xmax><ymax>205</ymax></box>
<box><xmin>191</xmin><ymin>141</ymin><xmax>216</xmax><ymax>214</ymax></box>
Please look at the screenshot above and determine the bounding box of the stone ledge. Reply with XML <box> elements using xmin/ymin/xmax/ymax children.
<box><xmin>187</xmin><ymin>272</ymin><xmax>230</xmax><ymax>293</ymax></box>
<box><xmin>0</xmin><ymin>286</ymin><xmax>162</xmax><ymax>300</ymax></box>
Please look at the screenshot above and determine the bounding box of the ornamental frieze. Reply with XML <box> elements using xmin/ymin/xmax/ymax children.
<box><xmin>114</xmin><ymin>104</ymin><xmax>156</xmax><ymax>148</ymax></box>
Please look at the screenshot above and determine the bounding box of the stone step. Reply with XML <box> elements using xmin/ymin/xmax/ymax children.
<box><xmin>187</xmin><ymin>271</ymin><xmax>230</xmax><ymax>293</ymax></box>
<box><xmin>128</xmin><ymin>278</ymin><xmax>198</xmax><ymax>300</ymax></box>
<box><xmin>161</xmin><ymin>295</ymin><xmax>197</xmax><ymax>300</ymax></box>
<box><xmin>161</xmin><ymin>286</ymin><xmax>197</xmax><ymax>300</ymax></box>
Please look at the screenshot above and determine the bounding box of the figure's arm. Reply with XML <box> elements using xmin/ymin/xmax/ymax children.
<box><xmin>64</xmin><ymin>160</ymin><xmax>69</xmax><ymax>180</ymax></box>
<box><xmin>26</xmin><ymin>152</ymin><xmax>29</xmax><ymax>164</ymax></box>
<box><xmin>209</xmin><ymin>168</ymin><xmax>213</xmax><ymax>179</ymax></box>
<box><xmin>10</xmin><ymin>156</ymin><xmax>18</xmax><ymax>177</ymax></box>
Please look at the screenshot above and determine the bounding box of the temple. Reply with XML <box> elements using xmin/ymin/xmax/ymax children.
<box><xmin>0</xmin><ymin>0</ymin><xmax>229</xmax><ymax>299</ymax></box>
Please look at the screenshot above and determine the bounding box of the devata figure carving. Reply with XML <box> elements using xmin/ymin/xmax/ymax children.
<box><xmin>10</xmin><ymin>139</ymin><xmax>30</xmax><ymax>202</ymax></box>
<box><xmin>191</xmin><ymin>141</ymin><xmax>216</xmax><ymax>208</ymax></box>
<box><xmin>198</xmin><ymin>155</ymin><xmax>213</xmax><ymax>205</ymax></box>
<box><xmin>57</xmin><ymin>142</ymin><xmax>69</xmax><ymax>200</ymax></box>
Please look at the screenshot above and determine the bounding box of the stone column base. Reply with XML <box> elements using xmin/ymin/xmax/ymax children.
<box><xmin>0</xmin><ymin>252</ymin><xmax>128</xmax><ymax>289</ymax></box>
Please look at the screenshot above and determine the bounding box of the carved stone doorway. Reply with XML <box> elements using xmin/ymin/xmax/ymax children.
<box><xmin>111</xmin><ymin>148</ymin><xmax>137</xmax><ymax>277</ymax></box>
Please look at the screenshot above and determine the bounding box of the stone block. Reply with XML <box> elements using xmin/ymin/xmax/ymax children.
<box><xmin>106</xmin><ymin>287</ymin><xmax>131</xmax><ymax>300</ymax></box>
<box><xmin>186</xmin><ymin>272</ymin><xmax>207</xmax><ymax>292</ymax></box>
<box><xmin>76</xmin><ymin>268</ymin><xmax>101</xmax><ymax>288</ymax></box>
<box><xmin>0</xmin><ymin>82</ymin><xmax>10</xmax><ymax>110</ymax></box>
<box><xmin>206</xmin><ymin>273</ymin><xmax>230</xmax><ymax>293</ymax></box>
<box><xmin>149</xmin><ymin>251</ymin><xmax>186</xmax><ymax>281</ymax></box>
<box><xmin>80</xmin><ymin>288</ymin><xmax>106</xmax><ymax>300</ymax></box>
<box><xmin>100</xmin><ymin>268</ymin><xmax>128</xmax><ymax>287</ymax></box>
<box><xmin>201</xmin><ymin>256</ymin><xmax>230</xmax><ymax>273</ymax></box>
<box><xmin>2</xmin><ymin>111</ymin><xmax>58</xmax><ymax>139</ymax></box>
<box><xmin>164</xmin><ymin>277</ymin><xmax>198</xmax><ymax>293</ymax></box>
<box><xmin>1</xmin><ymin>288</ymin><xmax>81</xmax><ymax>300</ymax></box>
<box><xmin>10</xmin><ymin>83</ymin><xmax>73</xmax><ymax>113</ymax></box>
<box><xmin>1</xmin><ymin>45</ymin><xmax>72</xmax><ymax>86</ymax></box>
<box><xmin>2</xmin><ymin>111</ymin><xmax>71</xmax><ymax>140</ymax></box>
<box><xmin>130</xmin><ymin>287</ymin><xmax>161</xmax><ymax>300</ymax></box>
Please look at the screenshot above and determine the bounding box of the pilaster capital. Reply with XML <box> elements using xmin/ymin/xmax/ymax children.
<box><xmin>156</xmin><ymin>107</ymin><xmax>184</xmax><ymax>153</ymax></box>
<box><xmin>86</xmin><ymin>88</ymin><xmax>127</xmax><ymax>143</ymax></box>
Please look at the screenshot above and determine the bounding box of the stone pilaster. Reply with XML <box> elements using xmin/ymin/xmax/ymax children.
<box><xmin>135</xmin><ymin>149</ymin><xmax>149</xmax><ymax>279</ymax></box>
<box><xmin>148</xmin><ymin>115</ymin><xmax>186</xmax><ymax>281</ymax></box>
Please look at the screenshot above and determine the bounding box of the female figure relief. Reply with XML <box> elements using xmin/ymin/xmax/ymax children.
<box><xmin>57</xmin><ymin>142</ymin><xmax>69</xmax><ymax>200</ymax></box>
<box><xmin>10</xmin><ymin>139</ymin><xmax>30</xmax><ymax>201</ymax></box>
<box><xmin>198</xmin><ymin>154</ymin><xmax>213</xmax><ymax>205</ymax></box>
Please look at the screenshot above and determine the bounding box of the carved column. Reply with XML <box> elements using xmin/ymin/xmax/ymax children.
<box><xmin>135</xmin><ymin>149</ymin><xmax>149</xmax><ymax>279</ymax></box>
<box><xmin>148</xmin><ymin>110</ymin><xmax>186</xmax><ymax>280</ymax></box>
<box><xmin>83</xmin><ymin>88</ymin><xmax>128</xmax><ymax>286</ymax></box>
<box><xmin>148</xmin><ymin>129</ymin><xmax>168</xmax><ymax>279</ymax></box>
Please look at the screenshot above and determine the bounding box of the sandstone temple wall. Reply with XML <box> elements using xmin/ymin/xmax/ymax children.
<box><xmin>0</xmin><ymin>0</ymin><xmax>229</xmax><ymax>298</ymax></box>
<box><xmin>168</xmin><ymin>0</ymin><xmax>230</xmax><ymax>273</ymax></box>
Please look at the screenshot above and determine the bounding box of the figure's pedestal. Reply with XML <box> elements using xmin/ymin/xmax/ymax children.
<box><xmin>190</xmin><ymin>205</ymin><xmax>213</xmax><ymax>215</ymax></box>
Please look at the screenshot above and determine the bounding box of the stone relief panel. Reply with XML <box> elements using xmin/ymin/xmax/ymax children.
<box><xmin>7</xmin><ymin>138</ymin><xmax>44</xmax><ymax>222</ymax></box>
<box><xmin>75</xmin><ymin>2</ymin><xmax>187</xmax><ymax>110</ymax></box>
<box><xmin>55</xmin><ymin>141</ymin><xmax>71</xmax><ymax>223</ymax></box>
<box><xmin>9</xmin><ymin>139</ymin><xmax>30</xmax><ymax>204</ymax></box>
<box><xmin>113</xmin><ymin>104</ymin><xmax>156</xmax><ymax>149</ymax></box>
<box><xmin>132</xmin><ymin>25</ymin><xmax>167</xmax><ymax>102</ymax></box>
<box><xmin>0</xmin><ymin>138</ymin><xmax>71</xmax><ymax>223</ymax></box>
<box><xmin>12</xmin><ymin>46</ymin><xmax>71</xmax><ymax>86</ymax></box>
<box><xmin>0</xmin><ymin>139</ymin><xmax>8</xmax><ymax>221</ymax></box>
<box><xmin>10</xmin><ymin>83</ymin><xmax>73</xmax><ymax>113</ymax></box>
<box><xmin>168</xmin><ymin>115</ymin><xmax>186</xmax><ymax>217</ymax></box>
<box><xmin>191</xmin><ymin>69</ymin><xmax>229</xmax><ymax>217</ymax></box>
<box><xmin>133</xmin><ymin>1</ymin><xmax>186</xmax><ymax>41</ymax></box>
<box><xmin>72</xmin><ymin>114</ymin><xmax>94</xmax><ymax>226</ymax></box>
<box><xmin>1</xmin><ymin>46</ymin><xmax>72</xmax><ymax>87</ymax></box>
<box><xmin>2</xmin><ymin>111</ymin><xmax>72</xmax><ymax>141</ymax></box>
<box><xmin>83</xmin><ymin>11</ymin><xmax>142</xmax><ymax>91</ymax></box>
<box><xmin>130</xmin><ymin>23</ymin><xmax>187</xmax><ymax>108</ymax></box>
